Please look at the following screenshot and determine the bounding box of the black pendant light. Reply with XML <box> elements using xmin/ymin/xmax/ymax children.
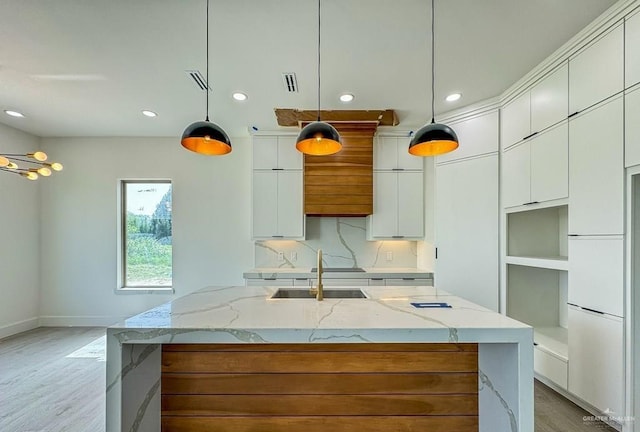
<box><xmin>181</xmin><ymin>0</ymin><xmax>231</xmax><ymax>156</ymax></box>
<box><xmin>408</xmin><ymin>0</ymin><xmax>458</xmax><ymax>157</ymax></box>
<box><xmin>296</xmin><ymin>0</ymin><xmax>342</xmax><ymax>156</ymax></box>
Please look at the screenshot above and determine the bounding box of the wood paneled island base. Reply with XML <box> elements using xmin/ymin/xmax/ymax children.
<box><xmin>161</xmin><ymin>343</ymin><xmax>479</xmax><ymax>432</ymax></box>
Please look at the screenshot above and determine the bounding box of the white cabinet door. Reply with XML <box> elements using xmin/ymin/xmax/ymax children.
<box><xmin>502</xmin><ymin>142</ymin><xmax>531</xmax><ymax>208</ymax></box>
<box><xmin>397</xmin><ymin>136</ymin><xmax>424</xmax><ymax>170</ymax></box>
<box><xmin>501</xmin><ymin>91</ymin><xmax>530</xmax><ymax>149</ymax></box>
<box><xmin>437</xmin><ymin>111</ymin><xmax>499</xmax><ymax>164</ymax></box>
<box><xmin>253</xmin><ymin>135</ymin><xmax>302</xmax><ymax>170</ymax></box>
<box><xmin>569</xmin><ymin>97</ymin><xmax>624</xmax><ymax>235</ymax></box>
<box><xmin>277</xmin><ymin>135</ymin><xmax>303</xmax><ymax>170</ymax></box>
<box><xmin>626</xmin><ymin>11</ymin><xmax>640</xmax><ymax>88</ymax></box>
<box><xmin>531</xmin><ymin>63</ymin><xmax>568</xmax><ymax>133</ymax></box>
<box><xmin>277</xmin><ymin>171</ymin><xmax>304</xmax><ymax>238</ymax></box>
<box><xmin>625</xmin><ymin>86</ymin><xmax>640</xmax><ymax>167</ymax></box>
<box><xmin>435</xmin><ymin>155</ymin><xmax>499</xmax><ymax>311</ymax></box>
<box><xmin>252</xmin><ymin>171</ymin><xmax>278</xmax><ymax>238</ymax></box>
<box><xmin>530</xmin><ymin>122</ymin><xmax>568</xmax><ymax>203</ymax></box>
<box><xmin>397</xmin><ymin>172</ymin><xmax>424</xmax><ymax>238</ymax></box>
<box><xmin>569</xmin><ymin>23</ymin><xmax>624</xmax><ymax>114</ymax></box>
<box><xmin>568</xmin><ymin>237</ymin><xmax>623</xmax><ymax>317</ymax></box>
<box><xmin>568</xmin><ymin>306</ymin><xmax>623</xmax><ymax>416</ymax></box>
<box><xmin>375</xmin><ymin>137</ymin><xmax>423</xmax><ymax>171</ymax></box>
<box><xmin>370</xmin><ymin>171</ymin><xmax>397</xmax><ymax>237</ymax></box>
<box><xmin>253</xmin><ymin>136</ymin><xmax>279</xmax><ymax>170</ymax></box>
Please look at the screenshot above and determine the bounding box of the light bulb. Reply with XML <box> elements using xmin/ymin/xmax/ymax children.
<box><xmin>27</xmin><ymin>151</ymin><xmax>48</xmax><ymax>161</ymax></box>
<box><xmin>0</xmin><ymin>156</ymin><xmax>9</xmax><ymax>167</ymax></box>
<box><xmin>37</xmin><ymin>167</ymin><xmax>52</xmax><ymax>176</ymax></box>
<box><xmin>21</xmin><ymin>171</ymin><xmax>38</xmax><ymax>180</ymax></box>
<box><xmin>45</xmin><ymin>162</ymin><xmax>63</xmax><ymax>171</ymax></box>
<box><xmin>7</xmin><ymin>162</ymin><xmax>18</xmax><ymax>169</ymax></box>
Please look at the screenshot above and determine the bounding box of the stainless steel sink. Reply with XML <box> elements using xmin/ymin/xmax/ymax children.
<box><xmin>271</xmin><ymin>288</ymin><xmax>367</xmax><ymax>299</ymax></box>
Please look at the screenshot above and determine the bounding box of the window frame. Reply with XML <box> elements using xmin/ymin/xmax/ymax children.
<box><xmin>116</xmin><ymin>179</ymin><xmax>174</xmax><ymax>293</ymax></box>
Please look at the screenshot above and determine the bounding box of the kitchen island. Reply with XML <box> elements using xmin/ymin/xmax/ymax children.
<box><xmin>106</xmin><ymin>285</ymin><xmax>533</xmax><ymax>432</ymax></box>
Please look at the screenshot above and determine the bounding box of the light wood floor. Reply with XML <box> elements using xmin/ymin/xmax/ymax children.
<box><xmin>0</xmin><ymin>327</ymin><xmax>617</xmax><ymax>432</ymax></box>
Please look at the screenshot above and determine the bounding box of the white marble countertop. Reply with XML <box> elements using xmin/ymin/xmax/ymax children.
<box><xmin>243</xmin><ymin>267</ymin><xmax>433</xmax><ymax>279</ymax></box>
<box><xmin>110</xmin><ymin>286</ymin><xmax>529</xmax><ymax>343</ymax></box>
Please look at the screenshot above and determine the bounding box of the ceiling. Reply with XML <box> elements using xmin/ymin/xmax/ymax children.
<box><xmin>0</xmin><ymin>0</ymin><xmax>618</xmax><ymax>139</ymax></box>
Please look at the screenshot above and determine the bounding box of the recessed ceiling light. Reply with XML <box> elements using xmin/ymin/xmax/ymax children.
<box><xmin>4</xmin><ymin>110</ymin><xmax>24</xmax><ymax>118</ymax></box>
<box><xmin>232</xmin><ymin>92</ymin><xmax>248</xmax><ymax>101</ymax></box>
<box><xmin>339</xmin><ymin>93</ymin><xmax>354</xmax><ymax>103</ymax></box>
<box><xmin>445</xmin><ymin>93</ymin><xmax>461</xmax><ymax>102</ymax></box>
<box><xmin>141</xmin><ymin>110</ymin><xmax>157</xmax><ymax>117</ymax></box>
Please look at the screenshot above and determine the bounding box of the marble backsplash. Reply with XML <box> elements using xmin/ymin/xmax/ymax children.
<box><xmin>254</xmin><ymin>217</ymin><xmax>417</xmax><ymax>268</ymax></box>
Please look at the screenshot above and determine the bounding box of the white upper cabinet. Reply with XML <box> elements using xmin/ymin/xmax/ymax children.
<box><xmin>368</xmin><ymin>171</ymin><xmax>423</xmax><ymax>239</ymax></box>
<box><xmin>530</xmin><ymin>122</ymin><xmax>568</xmax><ymax>203</ymax></box>
<box><xmin>502</xmin><ymin>142</ymin><xmax>531</xmax><ymax>208</ymax></box>
<box><xmin>626</xmin><ymin>86</ymin><xmax>640</xmax><ymax>167</ymax></box>
<box><xmin>501</xmin><ymin>63</ymin><xmax>568</xmax><ymax>150</ymax></box>
<box><xmin>531</xmin><ymin>63</ymin><xmax>568</xmax><ymax>133</ymax></box>
<box><xmin>374</xmin><ymin>136</ymin><xmax>423</xmax><ymax>171</ymax></box>
<box><xmin>626</xmin><ymin>10</ymin><xmax>640</xmax><ymax>88</ymax></box>
<box><xmin>568</xmin><ymin>236</ymin><xmax>623</xmax><ymax>317</ymax></box>
<box><xmin>569</xmin><ymin>23</ymin><xmax>624</xmax><ymax>115</ymax></box>
<box><xmin>252</xmin><ymin>170</ymin><xmax>304</xmax><ymax>239</ymax></box>
<box><xmin>437</xmin><ymin>111</ymin><xmax>499</xmax><ymax>164</ymax></box>
<box><xmin>253</xmin><ymin>135</ymin><xmax>302</xmax><ymax>170</ymax></box>
<box><xmin>568</xmin><ymin>96</ymin><xmax>624</xmax><ymax>235</ymax></box>
<box><xmin>502</xmin><ymin>122</ymin><xmax>568</xmax><ymax>208</ymax></box>
<box><xmin>501</xmin><ymin>92</ymin><xmax>530</xmax><ymax>149</ymax></box>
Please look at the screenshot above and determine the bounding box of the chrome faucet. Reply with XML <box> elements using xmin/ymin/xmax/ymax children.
<box><xmin>310</xmin><ymin>249</ymin><xmax>324</xmax><ymax>301</ymax></box>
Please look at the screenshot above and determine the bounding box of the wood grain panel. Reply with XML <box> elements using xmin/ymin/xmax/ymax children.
<box><xmin>303</xmin><ymin>122</ymin><xmax>375</xmax><ymax>215</ymax></box>
<box><xmin>162</xmin><ymin>343</ymin><xmax>478</xmax><ymax>352</ymax></box>
<box><xmin>161</xmin><ymin>351</ymin><xmax>478</xmax><ymax>373</ymax></box>
<box><xmin>162</xmin><ymin>372</ymin><xmax>478</xmax><ymax>395</ymax></box>
<box><xmin>305</xmin><ymin>184</ymin><xmax>372</xmax><ymax>195</ymax></box>
<box><xmin>274</xmin><ymin>109</ymin><xmax>398</xmax><ymax>127</ymax></box>
<box><xmin>162</xmin><ymin>416</ymin><xmax>478</xmax><ymax>432</ymax></box>
<box><xmin>162</xmin><ymin>394</ymin><xmax>478</xmax><ymax>416</ymax></box>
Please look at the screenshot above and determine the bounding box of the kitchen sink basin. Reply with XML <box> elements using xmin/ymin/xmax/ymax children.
<box><xmin>271</xmin><ymin>288</ymin><xmax>367</xmax><ymax>299</ymax></box>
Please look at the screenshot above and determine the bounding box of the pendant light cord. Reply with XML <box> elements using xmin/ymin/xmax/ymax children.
<box><xmin>205</xmin><ymin>0</ymin><xmax>210</xmax><ymax>122</ymax></box>
<box><xmin>430</xmin><ymin>0</ymin><xmax>435</xmax><ymax>124</ymax></box>
<box><xmin>317</xmin><ymin>0</ymin><xmax>321</xmax><ymax>122</ymax></box>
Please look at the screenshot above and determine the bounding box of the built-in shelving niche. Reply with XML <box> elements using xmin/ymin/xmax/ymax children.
<box><xmin>505</xmin><ymin>205</ymin><xmax>569</xmax><ymax>388</ymax></box>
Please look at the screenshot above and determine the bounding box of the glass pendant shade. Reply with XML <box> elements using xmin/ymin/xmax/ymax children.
<box><xmin>181</xmin><ymin>120</ymin><xmax>232</xmax><ymax>155</ymax></box>
<box><xmin>408</xmin><ymin>122</ymin><xmax>459</xmax><ymax>156</ymax></box>
<box><xmin>296</xmin><ymin>121</ymin><xmax>342</xmax><ymax>156</ymax></box>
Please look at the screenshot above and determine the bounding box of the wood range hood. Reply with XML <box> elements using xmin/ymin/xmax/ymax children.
<box><xmin>275</xmin><ymin>109</ymin><xmax>398</xmax><ymax>217</ymax></box>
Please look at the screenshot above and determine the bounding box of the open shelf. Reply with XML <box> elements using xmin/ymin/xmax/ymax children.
<box><xmin>534</xmin><ymin>326</ymin><xmax>568</xmax><ymax>360</ymax></box>
<box><xmin>505</xmin><ymin>255</ymin><xmax>568</xmax><ymax>271</ymax></box>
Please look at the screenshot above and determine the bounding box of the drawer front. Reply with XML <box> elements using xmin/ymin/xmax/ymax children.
<box><xmin>385</xmin><ymin>278</ymin><xmax>434</xmax><ymax>286</ymax></box>
<box><xmin>320</xmin><ymin>279</ymin><xmax>368</xmax><ymax>287</ymax></box>
<box><xmin>534</xmin><ymin>346</ymin><xmax>567</xmax><ymax>389</ymax></box>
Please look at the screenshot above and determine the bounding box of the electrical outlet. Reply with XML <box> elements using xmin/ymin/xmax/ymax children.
<box><xmin>386</xmin><ymin>251</ymin><xmax>393</xmax><ymax>262</ymax></box>
<box><xmin>290</xmin><ymin>251</ymin><xmax>297</xmax><ymax>262</ymax></box>
<box><xmin>277</xmin><ymin>252</ymin><xmax>284</xmax><ymax>262</ymax></box>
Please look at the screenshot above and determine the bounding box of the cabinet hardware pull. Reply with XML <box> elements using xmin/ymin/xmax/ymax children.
<box><xmin>271</xmin><ymin>168</ymin><xmax>284</xmax><ymax>171</ymax></box>
<box><xmin>533</xmin><ymin>342</ymin><xmax>538</xmax><ymax>346</ymax></box>
<box><xmin>402</xmin><ymin>278</ymin><xmax>415</xmax><ymax>281</ymax></box>
<box><xmin>392</xmin><ymin>168</ymin><xmax>405</xmax><ymax>171</ymax></box>
<box><xmin>568</xmin><ymin>234</ymin><xmax>580</xmax><ymax>237</ymax></box>
<box><xmin>435</xmin><ymin>247</ymin><xmax>438</xmax><ymax>259</ymax></box>
<box><xmin>264</xmin><ymin>278</ymin><xmax>277</xmax><ymax>281</ymax></box>
<box><xmin>523</xmin><ymin>132</ymin><xmax>538</xmax><ymax>140</ymax></box>
<box><xmin>523</xmin><ymin>201</ymin><xmax>540</xmax><ymax>205</ymax></box>
<box><xmin>295</xmin><ymin>278</ymin><xmax>308</xmax><ymax>280</ymax></box>
<box><xmin>371</xmin><ymin>278</ymin><xmax>383</xmax><ymax>281</ymax></box>
<box><xmin>392</xmin><ymin>235</ymin><xmax>405</xmax><ymax>238</ymax></box>
<box><xmin>271</xmin><ymin>235</ymin><xmax>284</xmax><ymax>238</ymax></box>
<box><xmin>581</xmin><ymin>306</ymin><xmax>605</xmax><ymax>315</ymax></box>
<box><xmin>568</xmin><ymin>111</ymin><xmax>580</xmax><ymax>118</ymax></box>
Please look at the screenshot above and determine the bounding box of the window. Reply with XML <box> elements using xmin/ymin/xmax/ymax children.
<box><xmin>120</xmin><ymin>180</ymin><xmax>172</xmax><ymax>289</ymax></box>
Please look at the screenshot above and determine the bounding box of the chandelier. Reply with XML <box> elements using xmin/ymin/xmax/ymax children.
<box><xmin>0</xmin><ymin>151</ymin><xmax>63</xmax><ymax>180</ymax></box>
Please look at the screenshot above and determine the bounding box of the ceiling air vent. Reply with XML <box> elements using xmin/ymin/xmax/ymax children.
<box><xmin>185</xmin><ymin>70</ymin><xmax>209</xmax><ymax>91</ymax></box>
<box><xmin>282</xmin><ymin>72</ymin><xmax>298</xmax><ymax>93</ymax></box>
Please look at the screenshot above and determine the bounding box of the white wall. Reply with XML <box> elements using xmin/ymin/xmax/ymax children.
<box><xmin>0</xmin><ymin>123</ymin><xmax>41</xmax><ymax>338</ymax></box>
<box><xmin>38</xmin><ymin>136</ymin><xmax>254</xmax><ymax>326</ymax></box>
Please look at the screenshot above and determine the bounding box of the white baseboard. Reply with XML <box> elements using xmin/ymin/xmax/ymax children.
<box><xmin>39</xmin><ymin>316</ymin><xmax>124</xmax><ymax>327</ymax></box>
<box><xmin>0</xmin><ymin>317</ymin><xmax>40</xmax><ymax>340</ymax></box>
